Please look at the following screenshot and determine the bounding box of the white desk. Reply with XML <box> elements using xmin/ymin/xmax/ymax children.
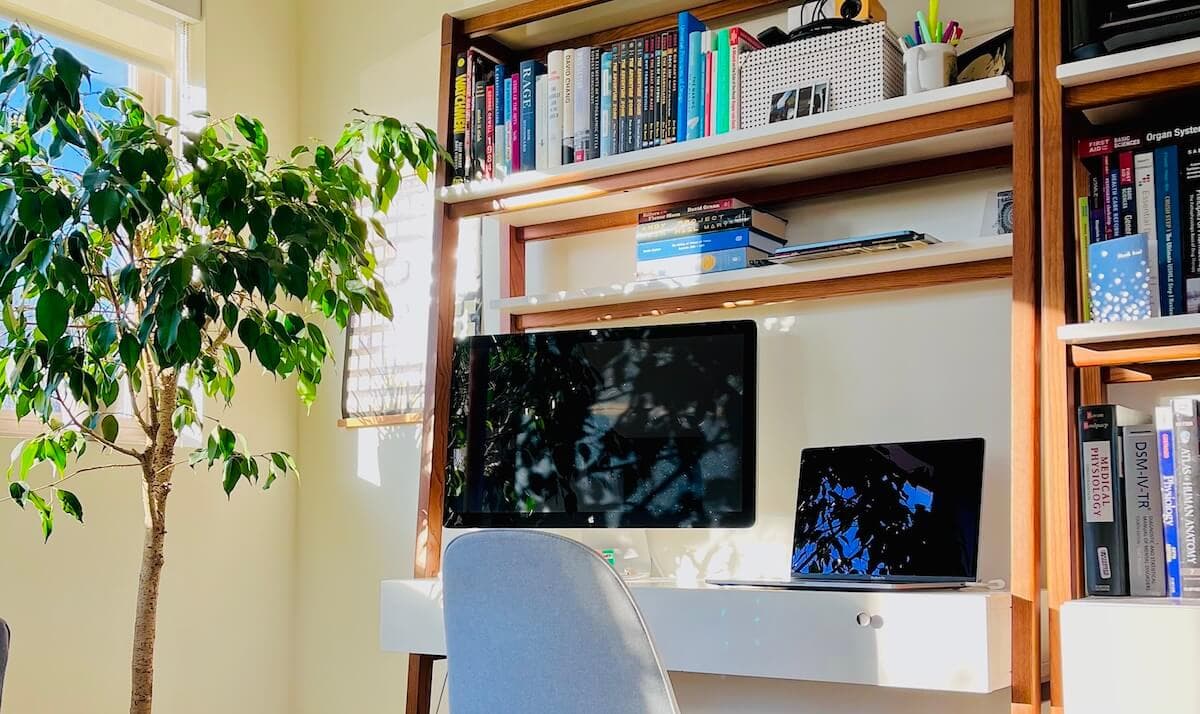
<box><xmin>381</xmin><ymin>578</ymin><xmax>1010</xmax><ymax>694</ymax></box>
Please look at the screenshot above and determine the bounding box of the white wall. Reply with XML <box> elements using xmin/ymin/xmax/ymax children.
<box><xmin>0</xmin><ymin>1</ymin><xmax>301</xmax><ymax>712</ymax></box>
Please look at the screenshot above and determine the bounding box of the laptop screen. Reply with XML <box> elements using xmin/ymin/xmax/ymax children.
<box><xmin>791</xmin><ymin>438</ymin><xmax>985</xmax><ymax>581</ymax></box>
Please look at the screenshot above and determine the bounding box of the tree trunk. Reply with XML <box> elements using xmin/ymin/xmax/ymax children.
<box><xmin>130</xmin><ymin>375</ymin><xmax>179</xmax><ymax>714</ymax></box>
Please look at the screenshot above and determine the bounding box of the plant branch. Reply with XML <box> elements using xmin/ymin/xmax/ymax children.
<box><xmin>0</xmin><ymin>461</ymin><xmax>141</xmax><ymax>504</ymax></box>
<box><xmin>54</xmin><ymin>394</ymin><xmax>145</xmax><ymax>460</ymax></box>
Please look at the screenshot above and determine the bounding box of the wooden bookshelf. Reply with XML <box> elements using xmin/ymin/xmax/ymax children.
<box><xmin>415</xmin><ymin>2</ymin><xmax>1042</xmax><ymax>713</ymax></box>
<box><xmin>1040</xmin><ymin>5</ymin><xmax>1200</xmax><ymax>714</ymax></box>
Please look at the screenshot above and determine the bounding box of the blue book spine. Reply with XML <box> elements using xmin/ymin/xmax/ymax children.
<box><xmin>494</xmin><ymin>66</ymin><xmax>506</xmax><ymax>174</ymax></box>
<box><xmin>501</xmin><ymin>74</ymin><xmax>511</xmax><ymax>174</ymax></box>
<box><xmin>685</xmin><ymin>30</ymin><xmax>704</xmax><ymax>142</ymax></box>
<box><xmin>600</xmin><ymin>52</ymin><xmax>613</xmax><ymax>157</ymax></box>
<box><xmin>1157</xmin><ymin>146</ymin><xmax>1184</xmax><ymax>315</ymax></box>
<box><xmin>637</xmin><ymin>227</ymin><xmax>762</xmax><ymax>260</ymax></box>
<box><xmin>636</xmin><ymin>246</ymin><xmax>753</xmax><ymax>278</ymax></box>
<box><xmin>519</xmin><ymin>60</ymin><xmax>543</xmax><ymax>171</ymax></box>
<box><xmin>677</xmin><ymin>12</ymin><xmax>705</xmax><ymax>143</ymax></box>
<box><xmin>1089</xmin><ymin>233</ymin><xmax>1155</xmax><ymax>322</ymax></box>
<box><xmin>697</xmin><ymin>46</ymin><xmax>707</xmax><ymax>140</ymax></box>
<box><xmin>1159</xmin><ymin>407</ymin><xmax>1183</xmax><ymax>598</ymax></box>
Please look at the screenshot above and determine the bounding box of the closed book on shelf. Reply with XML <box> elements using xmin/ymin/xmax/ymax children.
<box><xmin>484</xmin><ymin>84</ymin><xmax>495</xmax><ymax>179</ymax></box>
<box><xmin>639</xmin><ymin>198</ymin><xmax>749</xmax><ymax>223</ymax></box>
<box><xmin>1174</xmin><ymin>397</ymin><xmax>1200</xmax><ymax>598</ymax></box>
<box><xmin>1078</xmin><ymin>197</ymin><xmax>1092</xmax><ymax>322</ymax></box>
<box><xmin>495</xmin><ymin>65</ymin><xmax>508</xmax><ymax>177</ymax></box>
<box><xmin>509</xmin><ymin>75</ymin><xmax>521</xmax><ymax>173</ymax></box>
<box><xmin>1089</xmin><ymin>233</ymin><xmax>1157</xmax><ymax>323</ymax></box>
<box><xmin>770</xmin><ymin>231</ymin><xmax>936</xmax><ymax>263</ymax></box>
<box><xmin>451</xmin><ymin>52</ymin><xmax>468</xmax><ymax>183</ymax></box>
<box><xmin>1155</xmin><ymin>146</ymin><xmax>1184</xmax><ymax>315</ymax></box>
<box><xmin>685</xmin><ymin>30</ymin><xmax>704</xmax><ymax>141</ymax></box>
<box><xmin>634</xmin><ymin>37</ymin><xmax>645</xmax><ymax>150</ymax></box>
<box><xmin>636</xmin><ymin>227</ymin><xmax>783</xmax><ymax>261</ymax></box>
<box><xmin>636</xmin><ymin>208</ymin><xmax>788</xmax><ymax>242</ymax></box>
<box><xmin>677</xmin><ymin>12</ymin><xmax>704</xmax><ymax>143</ymax></box>
<box><xmin>714</xmin><ymin>28</ymin><xmax>731</xmax><ymax>135</ymax></box>
<box><xmin>1157</xmin><ymin>405</ymin><xmax>1184</xmax><ymax>597</ymax></box>
<box><xmin>519</xmin><ymin>60</ymin><xmax>544</xmax><ymax>171</ymax></box>
<box><xmin>589</xmin><ymin>47</ymin><xmax>601</xmax><ymax>160</ymax></box>
<box><xmin>535</xmin><ymin>74</ymin><xmax>549</xmax><ymax>170</ymax></box>
<box><xmin>546</xmin><ymin>52</ymin><xmax>563</xmax><ymax>169</ymax></box>
<box><xmin>573</xmin><ymin>46</ymin><xmax>591</xmax><ymax>162</ymax></box>
<box><xmin>729</xmin><ymin>28</ymin><xmax>763</xmax><ymax>132</ymax></box>
<box><xmin>561</xmin><ymin>48</ymin><xmax>574</xmax><ymax>165</ymax></box>
<box><xmin>1118</xmin><ymin>151</ymin><xmax>1137</xmax><ymax>236</ymax></box>
<box><xmin>1182</xmin><ymin>144</ymin><xmax>1200</xmax><ymax>312</ymax></box>
<box><xmin>471</xmin><ymin>76</ymin><xmax>487</xmax><ymax>180</ymax></box>
<box><xmin>1134</xmin><ymin>152</ymin><xmax>1162</xmax><ymax>314</ymax></box>
<box><xmin>600</xmin><ymin>51</ymin><xmax>613</xmax><ymax>158</ymax></box>
<box><xmin>1078</xmin><ymin>404</ymin><xmax>1141</xmax><ymax>596</ymax></box>
<box><xmin>635</xmin><ymin>246</ymin><xmax>767</xmax><ymax>279</ymax></box>
<box><xmin>1122</xmin><ymin>424</ymin><xmax>1167</xmax><ymax>596</ymax></box>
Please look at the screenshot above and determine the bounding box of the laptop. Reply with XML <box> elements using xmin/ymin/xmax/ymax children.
<box><xmin>709</xmin><ymin>438</ymin><xmax>986</xmax><ymax>591</ymax></box>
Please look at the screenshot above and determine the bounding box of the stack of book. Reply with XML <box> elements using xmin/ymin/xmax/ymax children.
<box><xmin>449</xmin><ymin>12</ymin><xmax>764</xmax><ymax>184</ymax></box>
<box><xmin>634</xmin><ymin>198</ymin><xmax>787</xmax><ymax>279</ymax></box>
<box><xmin>1077</xmin><ymin>399</ymin><xmax>1200</xmax><ymax>599</ymax></box>
<box><xmin>1078</xmin><ymin>121</ymin><xmax>1200</xmax><ymax>322</ymax></box>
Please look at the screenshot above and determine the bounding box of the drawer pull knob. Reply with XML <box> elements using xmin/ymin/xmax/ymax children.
<box><xmin>855</xmin><ymin>612</ymin><xmax>871</xmax><ymax>627</ymax></box>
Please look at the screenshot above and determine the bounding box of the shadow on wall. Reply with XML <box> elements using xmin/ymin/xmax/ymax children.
<box><xmin>354</xmin><ymin>426</ymin><xmax>423</xmax><ymax>488</ymax></box>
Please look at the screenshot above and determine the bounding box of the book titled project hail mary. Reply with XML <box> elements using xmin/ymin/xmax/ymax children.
<box><xmin>1089</xmin><ymin>233</ymin><xmax>1158</xmax><ymax>322</ymax></box>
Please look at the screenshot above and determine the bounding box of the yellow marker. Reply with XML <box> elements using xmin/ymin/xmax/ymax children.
<box><xmin>929</xmin><ymin>0</ymin><xmax>940</xmax><ymax>31</ymax></box>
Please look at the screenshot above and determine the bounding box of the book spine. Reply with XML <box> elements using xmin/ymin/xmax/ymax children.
<box><xmin>1157</xmin><ymin>405</ymin><xmax>1183</xmax><ymax>598</ymax></box>
<box><xmin>635</xmin><ymin>246</ymin><xmax>757</xmax><ymax>279</ymax></box>
<box><xmin>637</xmin><ymin>227</ymin><xmax>768</xmax><ymax>260</ymax></box>
<box><xmin>1156</xmin><ymin>146</ymin><xmax>1183</xmax><ymax>314</ymax></box>
<box><xmin>451</xmin><ymin>52</ymin><xmax>468</xmax><ymax>184</ymax></box>
<box><xmin>509</xmin><ymin>75</ymin><xmax>521</xmax><ymax>173</ymax></box>
<box><xmin>484</xmin><ymin>85</ymin><xmax>495</xmax><ymax>179</ymax></box>
<box><xmin>1118</xmin><ymin>151</ymin><xmax>1137</xmax><ymax>236</ymax></box>
<box><xmin>535</xmin><ymin>74</ymin><xmax>549</xmax><ymax>171</ymax></box>
<box><xmin>704</xmin><ymin>41</ymin><xmax>714</xmax><ymax>136</ymax></box>
<box><xmin>1078</xmin><ymin>404</ymin><xmax>1130</xmax><ymax>596</ymax></box>
<box><xmin>1087</xmin><ymin>167</ymin><xmax>1103</xmax><ymax>242</ymax></box>
<box><xmin>600</xmin><ymin>51</ymin><xmax>613</xmax><ymax>158</ymax></box>
<box><xmin>685</xmin><ymin>31</ymin><xmax>702</xmax><ymax>141</ymax></box>
<box><xmin>561</xmin><ymin>48</ymin><xmax>574</xmax><ymax>165</ymax></box>
<box><xmin>653</xmin><ymin>34</ymin><xmax>663</xmax><ymax>147</ymax></box>
<box><xmin>590</xmin><ymin>47</ymin><xmax>601</xmax><ymax>160</ymax></box>
<box><xmin>619</xmin><ymin>41</ymin><xmax>630</xmax><ymax>154</ymax></box>
<box><xmin>546</xmin><ymin>52</ymin><xmax>563</xmax><ymax>169</ymax></box>
<box><xmin>667</xmin><ymin>32</ymin><xmax>678</xmax><ymax>145</ymax></box>
<box><xmin>471</xmin><ymin>78</ymin><xmax>486</xmax><ymax>180</ymax></box>
<box><xmin>636</xmin><ymin>208</ymin><xmax>757</xmax><ymax>241</ymax></box>
<box><xmin>715</xmin><ymin>28</ymin><xmax>731</xmax><ymax>135</ymax></box>
<box><xmin>1133</xmin><ymin>152</ymin><xmax>1162</xmax><ymax>317</ymax></box>
<box><xmin>1123</xmin><ymin>425</ymin><xmax>1167</xmax><ymax>596</ymax></box>
<box><xmin>495</xmin><ymin>65</ymin><xmax>507</xmax><ymax>177</ymax></box>
<box><xmin>1183</xmin><ymin>144</ymin><xmax>1200</xmax><ymax>312</ymax></box>
<box><xmin>636</xmin><ymin>37</ymin><xmax>646</xmax><ymax>150</ymax></box>
<box><xmin>1079</xmin><ymin>197</ymin><xmax>1091</xmax><ymax>322</ymax></box>
<box><xmin>519</xmin><ymin>61</ymin><xmax>537</xmax><ymax>171</ymax></box>
<box><xmin>730</xmin><ymin>35</ymin><xmax>741</xmax><ymax>132</ymax></box>
<box><xmin>638</xmin><ymin>198</ymin><xmax>742</xmax><ymax>223</ymax></box>
<box><xmin>1174</xmin><ymin>397</ymin><xmax>1200</xmax><ymax>597</ymax></box>
<box><xmin>573</xmin><ymin>47</ymin><xmax>590</xmax><ymax>163</ymax></box>
<box><xmin>1102</xmin><ymin>154</ymin><xmax>1115</xmax><ymax>240</ymax></box>
<box><xmin>611</xmin><ymin>43</ymin><xmax>621</xmax><ymax>155</ymax></box>
<box><xmin>676</xmin><ymin>16</ymin><xmax>690</xmax><ymax>144</ymax></box>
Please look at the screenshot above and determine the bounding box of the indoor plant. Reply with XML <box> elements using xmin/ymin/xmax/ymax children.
<box><xmin>0</xmin><ymin>25</ymin><xmax>442</xmax><ymax>714</ymax></box>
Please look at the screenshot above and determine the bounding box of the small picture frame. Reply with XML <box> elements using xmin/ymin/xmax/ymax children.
<box><xmin>768</xmin><ymin>79</ymin><xmax>830</xmax><ymax>124</ymax></box>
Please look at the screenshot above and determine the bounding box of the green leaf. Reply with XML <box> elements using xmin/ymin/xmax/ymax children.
<box><xmin>88</xmin><ymin>189</ymin><xmax>122</xmax><ymax>229</ymax></box>
<box><xmin>222</xmin><ymin>302</ymin><xmax>238</xmax><ymax>331</ymax></box>
<box><xmin>119</xmin><ymin>264</ymin><xmax>142</xmax><ymax>301</ymax></box>
<box><xmin>157</xmin><ymin>309</ymin><xmax>181</xmax><ymax>349</ymax></box>
<box><xmin>176</xmin><ymin>319</ymin><xmax>201</xmax><ymax>361</ymax></box>
<box><xmin>57</xmin><ymin>489</ymin><xmax>83</xmax><ymax>523</ymax></box>
<box><xmin>223</xmin><ymin>344</ymin><xmax>241</xmax><ymax>374</ymax></box>
<box><xmin>280</xmin><ymin>172</ymin><xmax>305</xmax><ymax>200</ymax></box>
<box><xmin>27</xmin><ymin>490</ymin><xmax>52</xmax><ymax>542</ymax></box>
<box><xmin>100</xmin><ymin>414</ymin><xmax>119</xmax><ymax>443</ymax></box>
<box><xmin>119</xmin><ymin>333</ymin><xmax>141</xmax><ymax>372</ymax></box>
<box><xmin>222</xmin><ymin>457</ymin><xmax>241</xmax><ymax>497</ymax></box>
<box><xmin>255</xmin><ymin>333</ymin><xmax>280</xmax><ymax>371</ymax></box>
<box><xmin>35</xmin><ymin>289</ymin><xmax>68</xmax><ymax>341</ymax></box>
<box><xmin>237</xmin><ymin>318</ymin><xmax>260</xmax><ymax>351</ymax></box>
<box><xmin>90</xmin><ymin>321</ymin><xmax>118</xmax><ymax>355</ymax></box>
<box><xmin>9</xmin><ymin>481</ymin><xmax>27</xmax><ymax>508</ymax></box>
<box><xmin>52</xmin><ymin>47</ymin><xmax>84</xmax><ymax>93</ymax></box>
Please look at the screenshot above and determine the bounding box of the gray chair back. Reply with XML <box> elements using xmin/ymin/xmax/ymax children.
<box><xmin>443</xmin><ymin>530</ymin><xmax>679</xmax><ymax>714</ymax></box>
<box><xmin>0</xmin><ymin>617</ymin><xmax>9</xmax><ymax>708</ymax></box>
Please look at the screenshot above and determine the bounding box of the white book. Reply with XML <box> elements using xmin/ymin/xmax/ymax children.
<box><xmin>562</xmin><ymin>48</ymin><xmax>575</xmax><ymax>165</ymax></box>
<box><xmin>535</xmin><ymin>74</ymin><xmax>549</xmax><ymax>171</ymax></box>
<box><xmin>600</xmin><ymin>51</ymin><xmax>612</xmax><ymax>158</ymax></box>
<box><xmin>573</xmin><ymin>46</ymin><xmax>591</xmax><ymax>163</ymax></box>
<box><xmin>547</xmin><ymin>50</ymin><xmax>563</xmax><ymax>169</ymax></box>
<box><xmin>1123</xmin><ymin>424</ymin><xmax>1168</xmax><ymax>596</ymax></box>
<box><xmin>1135</xmin><ymin>151</ymin><xmax>1161</xmax><ymax>316</ymax></box>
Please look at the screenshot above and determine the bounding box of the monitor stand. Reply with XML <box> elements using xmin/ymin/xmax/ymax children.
<box><xmin>561</xmin><ymin>529</ymin><xmax>657</xmax><ymax>580</ymax></box>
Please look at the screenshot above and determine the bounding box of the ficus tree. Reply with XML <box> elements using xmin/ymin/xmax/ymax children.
<box><xmin>0</xmin><ymin>25</ymin><xmax>443</xmax><ymax>714</ymax></box>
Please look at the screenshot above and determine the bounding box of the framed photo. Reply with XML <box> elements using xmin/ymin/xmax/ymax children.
<box><xmin>769</xmin><ymin>89</ymin><xmax>799</xmax><ymax>123</ymax></box>
<box><xmin>768</xmin><ymin>79</ymin><xmax>830</xmax><ymax>124</ymax></box>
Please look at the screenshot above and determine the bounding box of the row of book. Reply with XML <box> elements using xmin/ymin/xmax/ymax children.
<box><xmin>449</xmin><ymin>12</ymin><xmax>763</xmax><ymax>184</ymax></box>
<box><xmin>634</xmin><ymin>198</ymin><xmax>786</xmax><ymax>280</ymax></box>
<box><xmin>1078</xmin><ymin>400</ymin><xmax>1200</xmax><ymax>598</ymax></box>
<box><xmin>1078</xmin><ymin>122</ymin><xmax>1200</xmax><ymax>322</ymax></box>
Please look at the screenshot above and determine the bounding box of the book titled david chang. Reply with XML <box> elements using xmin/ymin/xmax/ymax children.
<box><xmin>1089</xmin><ymin>233</ymin><xmax>1159</xmax><ymax>323</ymax></box>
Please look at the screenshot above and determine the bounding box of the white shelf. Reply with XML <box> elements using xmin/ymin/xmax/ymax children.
<box><xmin>440</xmin><ymin>76</ymin><xmax>1013</xmax><ymax>209</ymax></box>
<box><xmin>1057</xmin><ymin>36</ymin><xmax>1200</xmax><ymax>88</ymax></box>
<box><xmin>381</xmin><ymin>577</ymin><xmax>1011</xmax><ymax>693</ymax></box>
<box><xmin>1057</xmin><ymin>313</ymin><xmax>1200</xmax><ymax>345</ymax></box>
<box><xmin>494</xmin><ymin>235</ymin><xmax>1013</xmax><ymax>316</ymax></box>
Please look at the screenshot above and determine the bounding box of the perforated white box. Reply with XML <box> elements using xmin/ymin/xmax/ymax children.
<box><xmin>739</xmin><ymin>23</ymin><xmax>904</xmax><ymax>130</ymax></box>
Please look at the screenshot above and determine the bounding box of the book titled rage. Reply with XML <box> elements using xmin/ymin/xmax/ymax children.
<box><xmin>1089</xmin><ymin>233</ymin><xmax>1158</xmax><ymax>323</ymax></box>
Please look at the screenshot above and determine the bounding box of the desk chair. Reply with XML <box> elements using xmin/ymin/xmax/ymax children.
<box><xmin>0</xmin><ymin>617</ymin><xmax>9</xmax><ymax>708</ymax></box>
<box><xmin>442</xmin><ymin>530</ymin><xmax>680</xmax><ymax>714</ymax></box>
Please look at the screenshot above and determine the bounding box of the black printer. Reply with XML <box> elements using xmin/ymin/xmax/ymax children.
<box><xmin>1068</xmin><ymin>0</ymin><xmax>1200</xmax><ymax>60</ymax></box>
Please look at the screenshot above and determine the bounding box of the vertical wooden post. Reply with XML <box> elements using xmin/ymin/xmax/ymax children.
<box><xmin>1010</xmin><ymin>0</ymin><xmax>1042</xmax><ymax>711</ymax></box>
<box><xmin>503</xmin><ymin>225</ymin><xmax>527</xmax><ymax>333</ymax></box>
<box><xmin>406</xmin><ymin>14</ymin><xmax>465</xmax><ymax>714</ymax></box>
<box><xmin>1038</xmin><ymin>1</ymin><xmax>1082</xmax><ymax>712</ymax></box>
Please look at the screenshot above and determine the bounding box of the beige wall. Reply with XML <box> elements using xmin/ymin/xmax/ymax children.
<box><xmin>0</xmin><ymin>1</ymin><xmax>301</xmax><ymax>712</ymax></box>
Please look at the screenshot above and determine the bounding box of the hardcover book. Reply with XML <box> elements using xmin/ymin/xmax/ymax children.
<box><xmin>635</xmin><ymin>246</ymin><xmax>767</xmax><ymax>280</ymax></box>
<box><xmin>1118</xmin><ymin>151</ymin><xmax>1137</xmax><ymax>236</ymax></box>
<box><xmin>1155</xmin><ymin>145</ymin><xmax>1183</xmax><ymax>315</ymax></box>
<box><xmin>519</xmin><ymin>60</ymin><xmax>544</xmax><ymax>172</ymax></box>
<box><xmin>1182</xmin><ymin>144</ymin><xmax>1200</xmax><ymax>312</ymax></box>
<box><xmin>769</xmin><ymin>231</ymin><xmax>938</xmax><ymax>263</ymax></box>
<box><xmin>494</xmin><ymin>64</ymin><xmax>508</xmax><ymax>176</ymax></box>
<box><xmin>589</xmin><ymin>47</ymin><xmax>601</xmax><ymax>160</ymax></box>
<box><xmin>546</xmin><ymin>52</ymin><xmax>563</xmax><ymax>169</ymax></box>
<box><xmin>573</xmin><ymin>46</ymin><xmax>591</xmax><ymax>162</ymax></box>
<box><xmin>561</xmin><ymin>48</ymin><xmax>574</xmax><ymax>165</ymax></box>
<box><xmin>600</xmin><ymin>51</ymin><xmax>613</xmax><ymax>158</ymax></box>
<box><xmin>677</xmin><ymin>12</ymin><xmax>705</xmax><ymax>143</ymax></box>
<box><xmin>1078</xmin><ymin>404</ymin><xmax>1135</xmax><ymax>596</ymax></box>
<box><xmin>1122</xmin><ymin>424</ymin><xmax>1167</xmax><ymax>596</ymax></box>
<box><xmin>1173</xmin><ymin>397</ymin><xmax>1200</xmax><ymax>598</ymax></box>
<box><xmin>509</xmin><ymin>75</ymin><xmax>521</xmax><ymax>173</ymax></box>
<box><xmin>1088</xmin><ymin>233</ymin><xmax>1157</xmax><ymax>323</ymax></box>
<box><xmin>451</xmin><ymin>52</ymin><xmax>468</xmax><ymax>183</ymax></box>
<box><xmin>1157</xmin><ymin>405</ymin><xmax>1183</xmax><ymax>597</ymax></box>
<box><xmin>636</xmin><ymin>227</ymin><xmax>783</xmax><ymax>261</ymax></box>
<box><xmin>535</xmin><ymin>74</ymin><xmax>549</xmax><ymax>170</ymax></box>
<box><xmin>635</xmin><ymin>208</ymin><xmax>788</xmax><ymax>242</ymax></box>
<box><xmin>638</xmin><ymin>198</ymin><xmax>749</xmax><ymax>223</ymax></box>
<box><xmin>714</xmin><ymin>28</ymin><xmax>731</xmax><ymax>135</ymax></box>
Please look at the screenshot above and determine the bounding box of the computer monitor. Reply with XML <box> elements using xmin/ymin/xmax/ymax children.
<box><xmin>791</xmin><ymin>438</ymin><xmax>985</xmax><ymax>583</ymax></box>
<box><xmin>443</xmin><ymin>320</ymin><xmax>757</xmax><ymax>529</ymax></box>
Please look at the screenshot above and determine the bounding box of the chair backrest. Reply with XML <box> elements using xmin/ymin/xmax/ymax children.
<box><xmin>442</xmin><ymin>530</ymin><xmax>680</xmax><ymax>714</ymax></box>
<box><xmin>0</xmin><ymin>617</ymin><xmax>9</xmax><ymax>708</ymax></box>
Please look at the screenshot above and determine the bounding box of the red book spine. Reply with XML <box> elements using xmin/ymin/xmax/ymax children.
<box><xmin>509</xmin><ymin>75</ymin><xmax>521</xmax><ymax>173</ymax></box>
<box><xmin>484</xmin><ymin>85</ymin><xmax>495</xmax><ymax>180</ymax></box>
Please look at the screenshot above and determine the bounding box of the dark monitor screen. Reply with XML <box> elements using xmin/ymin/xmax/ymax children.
<box><xmin>791</xmin><ymin>438</ymin><xmax>985</xmax><ymax>581</ymax></box>
<box><xmin>444</xmin><ymin>321</ymin><xmax>756</xmax><ymax>528</ymax></box>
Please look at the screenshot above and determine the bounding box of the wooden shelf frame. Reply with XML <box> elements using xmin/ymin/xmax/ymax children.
<box><xmin>411</xmin><ymin>3</ymin><xmax>1042</xmax><ymax>713</ymax></box>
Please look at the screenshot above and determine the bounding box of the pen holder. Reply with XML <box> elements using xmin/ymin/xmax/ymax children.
<box><xmin>903</xmin><ymin>43</ymin><xmax>957</xmax><ymax>94</ymax></box>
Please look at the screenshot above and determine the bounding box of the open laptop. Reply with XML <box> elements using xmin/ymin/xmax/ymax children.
<box><xmin>709</xmin><ymin>438</ymin><xmax>986</xmax><ymax>591</ymax></box>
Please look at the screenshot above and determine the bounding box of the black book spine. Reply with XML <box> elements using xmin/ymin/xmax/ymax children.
<box><xmin>471</xmin><ymin>78</ymin><xmax>487</xmax><ymax>180</ymax></box>
<box><xmin>590</xmin><ymin>47</ymin><xmax>601</xmax><ymax>161</ymax></box>
<box><xmin>666</xmin><ymin>32</ymin><xmax>678</xmax><ymax>146</ymax></box>
<box><xmin>621</xmin><ymin>40</ymin><xmax>632</xmax><ymax>154</ymax></box>
<box><xmin>1174</xmin><ymin>397</ymin><xmax>1200</xmax><ymax>597</ymax></box>
<box><xmin>451</xmin><ymin>52</ymin><xmax>468</xmax><ymax>184</ymax></box>
<box><xmin>1078</xmin><ymin>404</ymin><xmax>1130</xmax><ymax>596</ymax></box>
<box><xmin>610</xmin><ymin>43</ymin><xmax>621</xmax><ymax>155</ymax></box>
<box><xmin>633</xmin><ymin>37</ymin><xmax>643</xmax><ymax>152</ymax></box>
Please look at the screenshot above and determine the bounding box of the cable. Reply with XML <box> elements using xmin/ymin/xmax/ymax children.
<box><xmin>433</xmin><ymin>670</ymin><xmax>449</xmax><ymax>713</ymax></box>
